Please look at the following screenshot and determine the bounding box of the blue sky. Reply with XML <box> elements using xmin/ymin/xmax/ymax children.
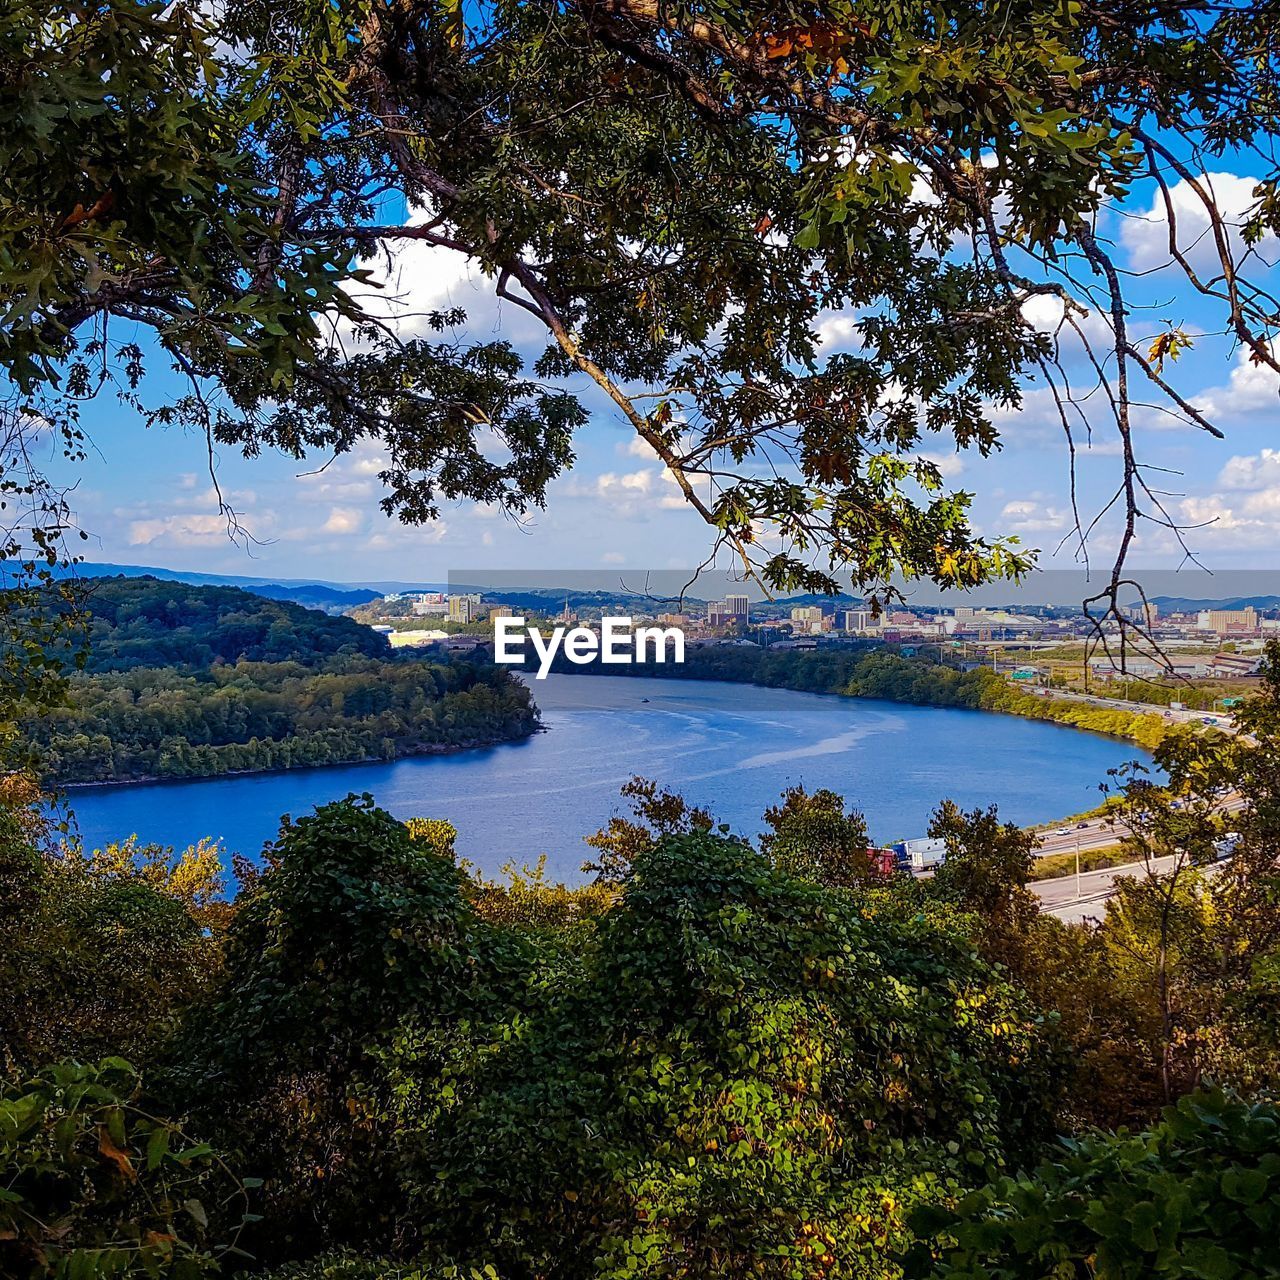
<box><xmin>39</xmin><ymin>163</ymin><xmax>1280</xmax><ymax>590</ymax></box>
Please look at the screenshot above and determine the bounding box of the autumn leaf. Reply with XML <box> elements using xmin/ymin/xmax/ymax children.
<box><xmin>97</xmin><ymin>1126</ymin><xmax>136</xmax><ymax>1181</ymax></box>
<box><xmin>60</xmin><ymin>191</ymin><xmax>115</xmax><ymax>230</ymax></box>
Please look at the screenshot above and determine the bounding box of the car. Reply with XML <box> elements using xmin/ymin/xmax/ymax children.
<box><xmin>1077</xmin><ymin>821</ymin><xmax>1090</xmax><ymax>829</ymax></box>
<box><xmin>1053</xmin><ymin>827</ymin><xmax>1073</xmax><ymax>836</ymax></box>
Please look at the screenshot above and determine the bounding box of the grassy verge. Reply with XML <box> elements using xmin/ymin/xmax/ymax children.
<box><xmin>1029</xmin><ymin>843</ymin><xmax>1130</xmax><ymax>881</ymax></box>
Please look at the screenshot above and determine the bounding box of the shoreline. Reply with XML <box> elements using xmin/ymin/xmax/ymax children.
<box><xmin>517</xmin><ymin>657</ymin><xmax>1174</xmax><ymax>753</ymax></box>
<box><xmin>53</xmin><ymin>722</ymin><xmax>546</xmax><ymax>792</ymax></box>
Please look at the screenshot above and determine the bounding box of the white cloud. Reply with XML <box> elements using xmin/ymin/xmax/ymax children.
<box><xmin>624</xmin><ymin>435</ymin><xmax>659</xmax><ymax>460</ymax></box>
<box><xmin>601</xmin><ymin>551</ymin><xmax>625</xmax><ymax>564</ymax></box>
<box><xmin>592</xmin><ymin>469</ymin><xmax>655</xmax><ymax>499</ymax></box>
<box><xmin>333</xmin><ymin>207</ymin><xmax>544</xmax><ymax>350</ymax></box>
<box><xmin>309</xmin><ymin>479</ymin><xmax>378</xmax><ymax>501</ymax></box>
<box><xmin>1120</xmin><ymin>171</ymin><xmax>1277</xmax><ymax>274</ymax></box>
<box><xmin>1217</xmin><ymin>448</ymin><xmax>1280</xmax><ymax>491</ymax></box>
<box><xmin>999</xmin><ymin>499</ymin><xmax>1069</xmax><ymax>534</ymax></box>
<box><xmin>815</xmin><ymin>312</ymin><xmax>860</xmax><ymax>351</ymax></box>
<box><xmin>363</xmin><ymin>519</ymin><xmax>449</xmax><ymax>551</ymax></box>
<box><xmin>128</xmin><ymin>513</ymin><xmax>241</xmax><ymax>547</ymax></box>
<box><xmin>1192</xmin><ymin>345</ymin><xmax>1280</xmax><ymax>420</ymax></box>
<box><xmin>322</xmin><ymin>506</ymin><xmax>365</xmax><ymax>535</ymax></box>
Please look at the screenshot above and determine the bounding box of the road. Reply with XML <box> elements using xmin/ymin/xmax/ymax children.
<box><xmin>1033</xmin><ymin>853</ymin><xmax>1179</xmax><ymax>923</ymax></box>
<box><xmin>1022</xmin><ymin>684</ymin><xmax>1233</xmax><ymax>730</ymax></box>
<box><xmin>1034</xmin><ymin>852</ymin><xmax>1231</xmax><ymax>924</ymax></box>
<box><xmin>1034</xmin><ymin>816</ymin><xmax>1127</xmax><ymax>857</ymax></box>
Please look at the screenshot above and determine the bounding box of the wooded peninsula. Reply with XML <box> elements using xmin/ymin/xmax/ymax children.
<box><xmin>20</xmin><ymin>578</ymin><xmax>538</xmax><ymax>785</ymax></box>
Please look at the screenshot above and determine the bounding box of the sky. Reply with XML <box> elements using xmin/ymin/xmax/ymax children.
<box><xmin>37</xmin><ymin>161</ymin><xmax>1280</xmax><ymax>596</ymax></box>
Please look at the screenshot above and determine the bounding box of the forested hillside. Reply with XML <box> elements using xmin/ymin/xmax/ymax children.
<box><xmin>21</xmin><ymin>579</ymin><xmax>537</xmax><ymax>784</ymax></box>
<box><xmin>74</xmin><ymin>577</ymin><xmax>390</xmax><ymax>670</ymax></box>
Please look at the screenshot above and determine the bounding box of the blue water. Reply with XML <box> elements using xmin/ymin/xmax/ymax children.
<box><xmin>61</xmin><ymin>674</ymin><xmax>1148</xmax><ymax>883</ymax></box>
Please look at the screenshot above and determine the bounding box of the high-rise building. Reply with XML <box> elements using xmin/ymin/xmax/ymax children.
<box><xmin>448</xmin><ymin>593</ymin><xmax>484</xmax><ymax>624</ymax></box>
<box><xmin>790</xmin><ymin>605</ymin><xmax>824</xmax><ymax>627</ymax></box>
<box><xmin>1200</xmin><ymin>607</ymin><xmax>1258</xmax><ymax>635</ymax></box>
<box><xmin>724</xmin><ymin>594</ymin><xmax>750</xmax><ymax>621</ymax></box>
<box><xmin>844</xmin><ymin>609</ymin><xmax>879</xmax><ymax>632</ymax></box>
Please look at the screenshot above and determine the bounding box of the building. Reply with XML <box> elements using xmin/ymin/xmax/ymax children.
<box><xmin>437</xmin><ymin>634</ymin><xmax>490</xmax><ymax>653</ymax></box>
<box><xmin>448</xmin><ymin>593</ymin><xmax>484</xmax><ymax>624</ymax></box>
<box><xmin>1210</xmin><ymin>652</ymin><xmax>1263</xmax><ymax>677</ymax></box>
<box><xmin>790</xmin><ymin>605</ymin><xmax>825</xmax><ymax>632</ymax></box>
<box><xmin>724</xmin><ymin>594</ymin><xmax>751</xmax><ymax>622</ymax></box>
<box><xmin>1199</xmin><ymin>607</ymin><xmax>1259</xmax><ymax>635</ymax></box>
<box><xmin>843</xmin><ymin>609</ymin><xmax>879</xmax><ymax>633</ymax></box>
<box><xmin>412</xmin><ymin>591</ymin><xmax>448</xmax><ymax>616</ymax></box>
<box><xmin>488</xmin><ymin>605</ymin><xmax>515</xmax><ymax>621</ymax></box>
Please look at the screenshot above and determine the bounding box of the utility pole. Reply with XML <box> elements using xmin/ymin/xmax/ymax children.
<box><xmin>1075</xmin><ymin>836</ymin><xmax>1082</xmax><ymax>900</ymax></box>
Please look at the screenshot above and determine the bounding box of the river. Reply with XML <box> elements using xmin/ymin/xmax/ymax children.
<box><xmin>62</xmin><ymin>673</ymin><xmax>1149</xmax><ymax>882</ymax></box>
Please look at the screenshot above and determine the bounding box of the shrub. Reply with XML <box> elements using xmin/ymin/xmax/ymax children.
<box><xmin>0</xmin><ymin>1058</ymin><xmax>247</xmax><ymax>1280</ymax></box>
<box><xmin>906</xmin><ymin>1090</ymin><xmax>1280</xmax><ymax>1278</ymax></box>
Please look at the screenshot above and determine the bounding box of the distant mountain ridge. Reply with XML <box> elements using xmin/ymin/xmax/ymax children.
<box><xmin>57</xmin><ymin>562</ymin><xmax>391</xmax><ymax>611</ymax></box>
<box><xmin>56</xmin><ymin>562</ymin><xmax>880</xmax><ymax>613</ymax></box>
<box><xmin>1143</xmin><ymin>595</ymin><xmax>1280</xmax><ymax>613</ymax></box>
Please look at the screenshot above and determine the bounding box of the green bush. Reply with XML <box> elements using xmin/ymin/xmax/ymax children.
<box><xmin>906</xmin><ymin>1091</ymin><xmax>1280</xmax><ymax>1278</ymax></box>
<box><xmin>0</xmin><ymin>1059</ymin><xmax>247</xmax><ymax>1280</ymax></box>
<box><xmin>182</xmin><ymin>798</ymin><xmax>1062</xmax><ymax>1278</ymax></box>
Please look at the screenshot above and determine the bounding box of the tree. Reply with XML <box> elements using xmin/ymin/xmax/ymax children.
<box><xmin>927</xmin><ymin>801</ymin><xmax>1039</xmax><ymax>946</ymax></box>
<box><xmin>908</xmin><ymin>1091</ymin><xmax>1280</xmax><ymax>1280</ymax></box>
<box><xmin>0</xmin><ymin>1058</ymin><xmax>249</xmax><ymax>1280</ymax></box>
<box><xmin>0</xmin><ymin>776</ymin><xmax>224</xmax><ymax>1075</ymax></box>
<box><xmin>7</xmin><ymin>0</ymin><xmax>1280</xmax><ymax>637</ymax></box>
<box><xmin>584</xmin><ymin>775</ymin><xmax>715</xmax><ymax>883</ymax></box>
<box><xmin>760</xmin><ymin>784</ymin><xmax>875</xmax><ymax>888</ymax></box>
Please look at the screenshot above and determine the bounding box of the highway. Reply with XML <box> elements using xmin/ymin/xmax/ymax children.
<box><xmin>1033</xmin><ymin>853</ymin><xmax>1179</xmax><ymax>923</ymax></box>
<box><xmin>1021</xmin><ymin>684</ymin><xmax>1233</xmax><ymax>730</ymax></box>
<box><xmin>1034</xmin><ymin>815</ymin><xmax>1127</xmax><ymax>857</ymax></box>
<box><xmin>911</xmin><ymin>683</ymin><xmax>1246</xmax><ymax>920</ymax></box>
<box><xmin>1033</xmin><ymin>852</ymin><xmax>1230</xmax><ymax>924</ymax></box>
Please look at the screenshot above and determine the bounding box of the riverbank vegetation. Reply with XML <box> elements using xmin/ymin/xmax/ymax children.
<box><xmin>4</xmin><ymin>647</ymin><xmax>1278</xmax><ymax>1280</ymax></box>
<box><xmin>16</xmin><ymin>579</ymin><xmax>538</xmax><ymax>784</ymax></box>
<box><xmin>536</xmin><ymin>645</ymin><xmax>1177</xmax><ymax>750</ymax></box>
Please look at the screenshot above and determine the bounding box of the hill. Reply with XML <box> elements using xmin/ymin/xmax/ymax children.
<box><xmin>1144</xmin><ymin>595</ymin><xmax>1280</xmax><ymax>613</ymax></box>
<box><xmin>22</xmin><ymin>578</ymin><xmax>538</xmax><ymax>785</ymax></box>
<box><xmin>59</xmin><ymin>563</ymin><xmax>384</xmax><ymax>613</ymax></box>
<box><xmin>73</xmin><ymin>576</ymin><xmax>390</xmax><ymax>671</ymax></box>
